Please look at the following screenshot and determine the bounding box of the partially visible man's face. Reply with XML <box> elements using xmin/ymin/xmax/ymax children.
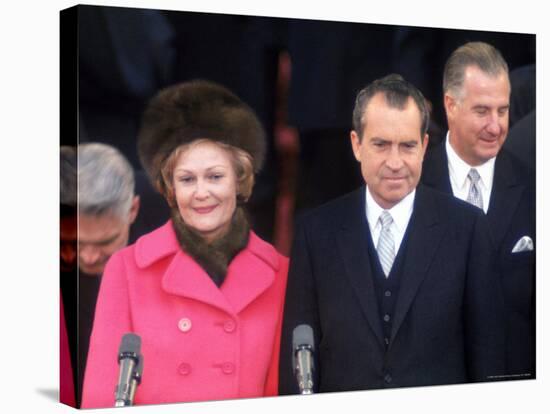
<box><xmin>78</xmin><ymin>197</ymin><xmax>139</xmax><ymax>275</ymax></box>
<box><xmin>351</xmin><ymin>93</ymin><xmax>428</xmax><ymax>209</ymax></box>
<box><xmin>445</xmin><ymin>65</ymin><xmax>510</xmax><ymax>166</ymax></box>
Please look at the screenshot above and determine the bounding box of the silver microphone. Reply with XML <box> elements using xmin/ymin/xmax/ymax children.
<box><xmin>292</xmin><ymin>324</ymin><xmax>315</xmax><ymax>394</ymax></box>
<box><xmin>114</xmin><ymin>333</ymin><xmax>142</xmax><ymax>407</ymax></box>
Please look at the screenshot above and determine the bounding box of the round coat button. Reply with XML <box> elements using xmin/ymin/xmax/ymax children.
<box><xmin>384</xmin><ymin>373</ymin><xmax>392</xmax><ymax>384</ymax></box>
<box><xmin>222</xmin><ymin>362</ymin><xmax>235</xmax><ymax>374</ymax></box>
<box><xmin>383</xmin><ymin>314</ymin><xmax>391</xmax><ymax>322</ymax></box>
<box><xmin>178</xmin><ymin>363</ymin><xmax>191</xmax><ymax>376</ymax></box>
<box><xmin>178</xmin><ymin>318</ymin><xmax>192</xmax><ymax>332</ymax></box>
<box><xmin>223</xmin><ymin>320</ymin><xmax>236</xmax><ymax>333</ymax></box>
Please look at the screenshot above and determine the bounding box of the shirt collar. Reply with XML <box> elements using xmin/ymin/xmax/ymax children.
<box><xmin>446</xmin><ymin>132</ymin><xmax>495</xmax><ymax>191</ymax></box>
<box><xmin>365</xmin><ymin>185</ymin><xmax>415</xmax><ymax>234</ymax></box>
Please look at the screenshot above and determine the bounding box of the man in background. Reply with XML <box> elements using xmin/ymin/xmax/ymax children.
<box><xmin>61</xmin><ymin>143</ymin><xmax>142</xmax><ymax>406</ymax></box>
<box><xmin>422</xmin><ymin>41</ymin><xmax>536</xmax><ymax>378</ymax></box>
<box><xmin>60</xmin><ymin>146</ymin><xmax>78</xmax><ymax>406</ymax></box>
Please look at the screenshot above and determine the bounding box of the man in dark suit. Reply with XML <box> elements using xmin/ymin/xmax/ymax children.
<box><xmin>421</xmin><ymin>42</ymin><xmax>535</xmax><ymax>378</ymax></box>
<box><xmin>62</xmin><ymin>142</ymin><xmax>170</xmax><ymax>406</ymax></box>
<box><xmin>504</xmin><ymin>110</ymin><xmax>535</xmax><ymax>171</ymax></box>
<box><xmin>279</xmin><ymin>74</ymin><xmax>506</xmax><ymax>394</ymax></box>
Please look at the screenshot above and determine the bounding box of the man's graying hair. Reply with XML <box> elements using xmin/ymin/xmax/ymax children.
<box><xmin>443</xmin><ymin>41</ymin><xmax>509</xmax><ymax>99</ymax></box>
<box><xmin>78</xmin><ymin>143</ymin><xmax>135</xmax><ymax>219</ymax></box>
<box><xmin>352</xmin><ymin>74</ymin><xmax>429</xmax><ymax>141</ymax></box>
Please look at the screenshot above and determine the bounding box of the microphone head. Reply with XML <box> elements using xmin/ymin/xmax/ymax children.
<box><xmin>118</xmin><ymin>333</ymin><xmax>142</xmax><ymax>360</ymax></box>
<box><xmin>292</xmin><ymin>324</ymin><xmax>315</xmax><ymax>351</ymax></box>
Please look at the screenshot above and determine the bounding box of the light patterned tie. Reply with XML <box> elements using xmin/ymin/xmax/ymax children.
<box><xmin>376</xmin><ymin>211</ymin><xmax>395</xmax><ymax>278</ymax></box>
<box><xmin>466</xmin><ymin>168</ymin><xmax>483</xmax><ymax>210</ymax></box>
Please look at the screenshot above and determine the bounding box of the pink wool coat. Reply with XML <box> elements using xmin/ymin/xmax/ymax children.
<box><xmin>81</xmin><ymin>221</ymin><xmax>288</xmax><ymax>408</ymax></box>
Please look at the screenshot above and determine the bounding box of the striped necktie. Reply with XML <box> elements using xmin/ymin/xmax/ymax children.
<box><xmin>376</xmin><ymin>210</ymin><xmax>395</xmax><ymax>278</ymax></box>
<box><xmin>466</xmin><ymin>168</ymin><xmax>483</xmax><ymax>210</ymax></box>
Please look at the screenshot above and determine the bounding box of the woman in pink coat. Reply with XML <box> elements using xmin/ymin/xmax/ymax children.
<box><xmin>82</xmin><ymin>81</ymin><xmax>288</xmax><ymax>408</ymax></box>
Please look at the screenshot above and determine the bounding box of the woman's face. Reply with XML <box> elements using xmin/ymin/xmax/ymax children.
<box><xmin>172</xmin><ymin>141</ymin><xmax>237</xmax><ymax>242</ymax></box>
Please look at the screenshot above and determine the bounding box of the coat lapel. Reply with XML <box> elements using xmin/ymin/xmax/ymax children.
<box><xmin>486</xmin><ymin>151</ymin><xmax>525</xmax><ymax>249</ymax></box>
<box><xmin>162</xmin><ymin>251</ymin><xmax>234</xmax><ymax>314</ymax></box>
<box><xmin>162</xmin><ymin>233</ymin><xmax>277</xmax><ymax>315</ymax></box>
<box><xmin>136</xmin><ymin>221</ymin><xmax>277</xmax><ymax>315</ymax></box>
<box><xmin>389</xmin><ymin>186</ymin><xmax>446</xmax><ymax>345</ymax></box>
<box><xmin>134</xmin><ymin>221</ymin><xmax>228</xmax><ymax>311</ymax></box>
<box><xmin>337</xmin><ymin>188</ymin><xmax>385</xmax><ymax>347</ymax></box>
<box><xmin>221</xmin><ymin>232</ymin><xmax>278</xmax><ymax>314</ymax></box>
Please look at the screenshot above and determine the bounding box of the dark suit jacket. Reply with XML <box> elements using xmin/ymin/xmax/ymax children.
<box><xmin>509</xmin><ymin>64</ymin><xmax>536</xmax><ymax>127</ymax></box>
<box><xmin>279</xmin><ymin>185</ymin><xmax>506</xmax><ymax>394</ymax></box>
<box><xmin>422</xmin><ymin>143</ymin><xmax>536</xmax><ymax>377</ymax></box>
<box><xmin>504</xmin><ymin>110</ymin><xmax>536</xmax><ymax>172</ymax></box>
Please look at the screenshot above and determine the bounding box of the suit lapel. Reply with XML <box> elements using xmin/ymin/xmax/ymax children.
<box><xmin>336</xmin><ymin>188</ymin><xmax>385</xmax><ymax>347</ymax></box>
<box><xmin>390</xmin><ymin>186</ymin><xmax>446</xmax><ymax>345</ymax></box>
<box><xmin>422</xmin><ymin>143</ymin><xmax>453</xmax><ymax>195</ymax></box>
<box><xmin>486</xmin><ymin>151</ymin><xmax>525</xmax><ymax>248</ymax></box>
<box><xmin>425</xmin><ymin>145</ymin><xmax>525</xmax><ymax>250</ymax></box>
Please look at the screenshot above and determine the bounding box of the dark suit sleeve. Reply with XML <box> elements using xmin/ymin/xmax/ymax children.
<box><xmin>464</xmin><ymin>211</ymin><xmax>507</xmax><ymax>381</ymax></box>
<box><xmin>278</xmin><ymin>220</ymin><xmax>321</xmax><ymax>394</ymax></box>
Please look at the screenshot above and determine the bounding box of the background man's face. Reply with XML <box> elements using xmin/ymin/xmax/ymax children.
<box><xmin>445</xmin><ymin>65</ymin><xmax>510</xmax><ymax>166</ymax></box>
<box><xmin>351</xmin><ymin>93</ymin><xmax>428</xmax><ymax>209</ymax></box>
<box><xmin>78</xmin><ymin>212</ymin><xmax>131</xmax><ymax>275</ymax></box>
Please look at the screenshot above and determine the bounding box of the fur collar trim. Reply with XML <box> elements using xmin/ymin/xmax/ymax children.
<box><xmin>170</xmin><ymin>206</ymin><xmax>250</xmax><ymax>287</ymax></box>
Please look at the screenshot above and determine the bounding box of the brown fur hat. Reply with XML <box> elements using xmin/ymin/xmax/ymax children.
<box><xmin>137</xmin><ymin>80</ymin><xmax>266</xmax><ymax>190</ymax></box>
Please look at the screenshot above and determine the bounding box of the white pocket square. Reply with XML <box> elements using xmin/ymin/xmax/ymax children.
<box><xmin>511</xmin><ymin>236</ymin><xmax>534</xmax><ymax>253</ymax></box>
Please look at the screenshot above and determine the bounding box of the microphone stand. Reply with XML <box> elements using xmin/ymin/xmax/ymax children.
<box><xmin>295</xmin><ymin>344</ymin><xmax>314</xmax><ymax>395</ymax></box>
<box><xmin>127</xmin><ymin>355</ymin><xmax>143</xmax><ymax>405</ymax></box>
